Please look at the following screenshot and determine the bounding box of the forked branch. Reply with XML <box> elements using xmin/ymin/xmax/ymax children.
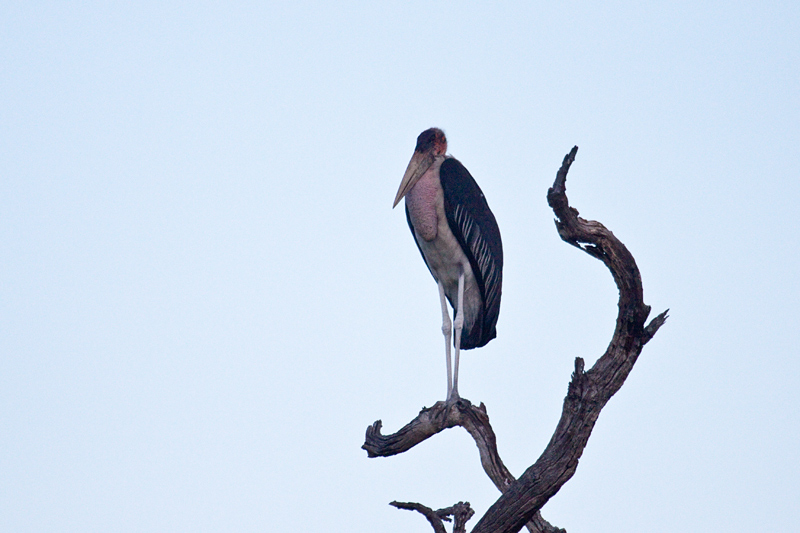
<box><xmin>391</xmin><ymin>501</ymin><xmax>475</xmax><ymax>533</ymax></box>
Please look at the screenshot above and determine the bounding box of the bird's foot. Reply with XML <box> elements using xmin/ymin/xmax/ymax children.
<box><xmin>442</xmin><ymin>389</ymin><xmax>461</xmax><ymax>421</ymax></box>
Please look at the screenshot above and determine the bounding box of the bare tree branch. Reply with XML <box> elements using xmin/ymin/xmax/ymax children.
<box><xmin>452</xmin><ymin>502</ymin><xmax>476</xmax><ymax>533</ymax></box>
<box><xmin>469</xmin><ymin>147</ymin><xmax>668</xmax><ymax>533</ymax></box>
<box><xmin>439</xmin><ymin>502</ymin><xmax>476</xmax><ymax>533</ymax></box>
<box><xmin>391</xmin><ymin>501</ymin><xmax>475</xmax><ymax>533</ymax></box>
<box><xmin>363</xmin><ymin>398</ymin><xmax>512</xmax><ymax>489</ymax></box>
<box><xmin>390</xmin><ymin>501</ymin><xmax>449</xmax><ymax>533</ymax></box>
<box><xmin>364</xmin><ymin>390</ymin><xmax>562</xmax><ymax>532</ymax></box>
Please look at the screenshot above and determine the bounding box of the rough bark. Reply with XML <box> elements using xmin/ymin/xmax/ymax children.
<box><xmin>364</xmin><ymin>147</ymin><xmax>667</xmax><ymax>533</ymax></box>
<box><xmin>391</xmin><ymin>501</ymin><xmax>475</xmax><ymax>533</ymax></box>
<box><xmin>364</xmin><ymin>399</ymin><xmax>563</xmax><ymax>533</ymax></box>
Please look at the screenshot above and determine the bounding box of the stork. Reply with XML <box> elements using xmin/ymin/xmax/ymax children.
<box><xmin>393</xmin><ymin>128</ymin><xmax>503</xmax><ymax>401</ymax></box>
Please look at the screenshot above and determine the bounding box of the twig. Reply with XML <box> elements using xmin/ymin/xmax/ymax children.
<box><xmin>391</xmin><ymin>501</ymin><xmax>475</xmax><ymax>533</ymax></box>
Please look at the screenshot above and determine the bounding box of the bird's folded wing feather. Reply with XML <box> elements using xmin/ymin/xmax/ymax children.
<box><xmin>439</xmin><ymin>157</ymin><xmax>503</xmax><ymax>336</ymax></box>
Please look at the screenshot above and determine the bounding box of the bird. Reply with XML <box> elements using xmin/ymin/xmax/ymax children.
<box><xmin>393</xmin><ymin>128</ymin><xmax>503</xmax><ymax>401</ymax></box>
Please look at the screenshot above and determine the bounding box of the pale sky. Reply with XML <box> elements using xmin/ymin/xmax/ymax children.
<box><xmin>2</xmin><ymin>2</ymin><xmax>799</xmax><ymax>532</ymax></box>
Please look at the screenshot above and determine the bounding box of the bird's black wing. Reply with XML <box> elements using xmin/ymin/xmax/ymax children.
<box><xmin>439</xmin><ymin>157</ymin><xmax>503</xmax><ymax>348</ymax></box>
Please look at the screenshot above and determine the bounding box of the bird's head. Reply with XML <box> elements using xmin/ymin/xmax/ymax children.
<box><xmin>393</xmin><ymin>128</ymin><xmax>447</xmax><ymax>208</ymax></box>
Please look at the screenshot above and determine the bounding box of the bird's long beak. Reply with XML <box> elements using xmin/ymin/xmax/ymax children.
<box><xmin>393</xmin><ymin>151</ymin><xmax>434</xmax><ymax>208</ymax></box>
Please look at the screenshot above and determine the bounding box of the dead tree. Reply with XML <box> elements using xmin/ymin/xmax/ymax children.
<box><xmin>363</xmin><ymin>147</ymin><xmax>668</xmax><ymax>533</ymax></box>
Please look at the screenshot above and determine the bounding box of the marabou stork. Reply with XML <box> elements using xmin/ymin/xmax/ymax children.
<box><xmin>393</xmin><ymin>128</ymin><xmax>503</xmax><ymax>401</ymax></box>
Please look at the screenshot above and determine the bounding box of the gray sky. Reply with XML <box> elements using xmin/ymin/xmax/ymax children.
<box><xmin>2</xmin><ymin>2</ymin><xmax>798</xmax><ymax>531</ymax></box>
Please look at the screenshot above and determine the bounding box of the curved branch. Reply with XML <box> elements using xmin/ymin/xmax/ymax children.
<box><xmin>364</xmin><ymin>400</ymin><xmax>563</xmax><ymax>533</ymax></box>
<box><xmin>469</xmin><ymin>147</ymin><xmax>668</xmax><ymax>533</ymax></box>
<box><xmin>390</xmin><ymin>501</ymin><xmax>449</xmax><ymax>533</ymax></box>
<box><xmin>363</xmin><ymin>400</ymin><xmax>457</xmax><ymax>458</ymax></box>
<box><xmin>364</xmin><ymin>398</ymin><xmax>516</xmax><ymax>491</ymax></box>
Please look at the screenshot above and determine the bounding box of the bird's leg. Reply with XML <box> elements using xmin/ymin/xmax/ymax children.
<box><xmin>451</xmin><ymin>271</ymin><xmax>465</xmax><ymax>401</ymax></box>
<box><xmin>438</xmin><ymin>281</ymin><xmax>453</xmax><ymax>399</ymax></box>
